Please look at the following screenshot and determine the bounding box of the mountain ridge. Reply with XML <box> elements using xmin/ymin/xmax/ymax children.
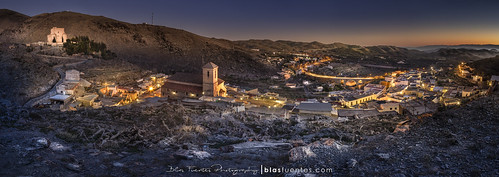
<box><xmin>1</xmin><ymin>9</ymin><xmax>498</xmax><ymax>74</ymax></box>
<box><xmin>0</xmin><ymin>10</ymin><xmax>273</xmax><ymax>77</ymax></box>
<box><xmin>408</xmin><ymin>44</ymin><xmax>499</xmax><ymax>52</ymax></box>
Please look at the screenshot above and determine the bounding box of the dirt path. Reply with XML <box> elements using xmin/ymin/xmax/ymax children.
<box><xmin>23</xmin><ymin>55</ymin><xmax>89</xmax><ymax>107</ymax></box>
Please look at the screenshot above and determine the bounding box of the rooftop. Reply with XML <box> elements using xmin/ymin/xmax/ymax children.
<box><xmin>203</xmin><ymin>62</ymin><xmax>218</xmax><ymax>69</ymax></box>
<box><xmin>63</xmin><ymin>83</ymin><xmax>79</xmax><ymax>90</ymax></box>
<box><xmin>49</xmin><ymin>94</ymin><xmax>71</xmax><ymax>101</ymax></box>
<box><xmin>77</xmin><ymin>94</ymin><xmax>99</xmax><ymax>102</ymax></box>
<box><xmin>338</xmin><ymin>109</ymin><xmax>379</xmax><ymax>117</ymax></box>
<box><xmin>343</xmin><ymin>93</ymin><xmax>373</xmax><ymax>101</ymax></box>
<box><xmin>167</xmin><ymin>73</ymin><xmax>203</xmax><ymax>85</ymax></box>
<box><xmin>163</xmin><ymin>82</ymin><xmax>203</xmax><ymax>94</ymax></box>
<box><xmin>463</xmin><ymin>87</ymin><xmax>474</xmax><ymax>92</ymax></box>
<box><xmin>296</xmin><ymin>103</ymin><xmax>332</xmax><ymax>112</ymax></box>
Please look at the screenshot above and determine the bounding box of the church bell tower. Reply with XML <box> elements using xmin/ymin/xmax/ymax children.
<box><xmin>202</xmin><ymin>62</ymin><xmax>218</xmax><ymax>97</ymax></box>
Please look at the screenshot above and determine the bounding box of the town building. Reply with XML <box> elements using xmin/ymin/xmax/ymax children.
<box><xmin>47</xmin><ymin>27</ymin><xmax>68</xmax><ymax>46</ymax></box>
<box><xmin>295</xmin><ymin>102</ymin><xmax>333</xmax><ymax>115</ymax></box>
<box><xmin>403</xmin><ymin>87</ymin><xmax>423</xmax><ymax>98</ymax></box>
<box><xmin>375</xmin><ymin>101</ymin><xmax>402</xmax><ymax>114</ymax></box>
<box><xmin>472</xmin><ymin>75</ymin><xmax>483</xmax><ymax>82</ymax></box>
<box><xmin>345</xmin><ymin>80</ymin><xmax>357</xmax><ymax>88</ymax></box>
<box><xmin>50</xmin><ymin>69</ymin><xmax>93</xmax><ymax>109</ymax></box>
<box><xmin>394</xmin><ymin>78</ymin><xmax>409</xmax><ymax>86</ymax></box>
<box><xmin>364</xmin><ymin>84</ymin><xmax>385</xmax><ymax>93</ymax></box>
<box><xmin>56</xmin><ymin>82</ymin><xmax>82</xmax><ymax>96</ymax></box>
<box><xmin>337</xmin><ymin>109</ymin><xmax>381</xmax><ymax>119</ymax></box>
<box><xmin>401</xmin><ymin>100</ymin><xmax>438</xmax><ymax>115</ymax></box>
<box><xmin>76</xmin><ymin>94</ymin><xmax>99</xmax><ymax>107</ymax></box>
<box><xmin>49</xmin><ymin>94</ymin><xmax>72</xmax><ymax>105</ymax></box>
<box><xmin>461</xmin><ymin>87</ymin><xmax>474</xmax><ymax>97</ymax></box>
<box><xmin>162</xmin><ymin>62</ymin><xmax>226</xmax><ymax>99</ymax></box>
<box><xmin>55</xmin><ymin>70</ymin><xmax>89</xmax><ymax>97</ymax></box>
<box><xmin>443</xmin><ymin>98</ymin><xmax>461</xmax><ymax>106</ymax></box>
<box><xmin>65</xmin><ymin>69</ymin><xmax>80</xmax><ymax>82</ymax></box>
<box><xmin>341</xmin><ymin>93</ymin><xmax>378</xmax><ymax>107</ymax></box>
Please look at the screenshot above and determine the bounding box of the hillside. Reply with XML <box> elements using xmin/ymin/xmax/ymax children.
<box><xmin>410</xmin><ymin>44</ymin><xmax>499</xmax><ymax>52</ymax></box>
<box><xmin>436</xmin><ymin>48</ymin><xmax>499</xmax><ymax>62</ymax></box>
<box><xmin>0</xmin><ymin>9</ymin><xmax>29</xmax><ymax>34</ymax></box>
<box><xmin>0</xmin><ymin>10</ymin><xmax>274</xmax><ymax>77</ymax></box>
<box><xmin>236</xmin><ymin>39</ymin><xmax>435</xmax><ymax>67</ymax></box>
<box><xmin>0</xmin><ymin>44</ymin><xmax>58</xmax><ymax>105</ymax></box>
<box><xmin>237</xmin><ymin>39</ymin><xmax>428</xmax><ymax>58</ymax></box>
<box><xmin>236</xmin><ymin>40</ymin><xmax>499</xmax><ymax>67</ymax></box>
<box><xmin>235</xmin><ymin>39</ymin><xmax>356</xmax><ymax>52</ymax></box>
<box><xmin>471</xmin><ymin>56</ymin><xmax>499</xmax><ymax>76</ymax></box>
<box><xmin>1</xmin><ymin>9</ymin><xmax>496</xmax><ymax>80</ymax></box>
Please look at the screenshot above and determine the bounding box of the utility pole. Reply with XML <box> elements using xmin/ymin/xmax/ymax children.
<box><xmin>202</xmin><ymin>45</ymin><xmax>206</xmax><ymax>65</ymax></box>
<box><xmin>151</xmin><ymin>13</ymin><xmax>154</xmax><ymax>25</ymax></box>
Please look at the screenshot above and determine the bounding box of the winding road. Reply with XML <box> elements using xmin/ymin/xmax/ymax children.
<box><xmin>23</xmin><ymin>55</ymin><xmax>89</xmax><ymax>108</ymax></box>
<box><xmin>295</xmin><ymin>57</ymin><xmax>380</xmax><ymax>81</ymax></box>
<box><xmin>303</xmin><ymin>70</ymin><xmax>376</xmax><ymax>80</ymax></box>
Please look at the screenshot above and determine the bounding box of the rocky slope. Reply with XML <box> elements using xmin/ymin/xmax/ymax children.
<box><xmin>1</xmin><ymin>90</ymin><xmax>497</xmax><ymax>176</ymax></box>
<box><xmin>436</xmin><ymin>48</ymin><xmax>499</xmax><ymax>62</ymax></box>
<box><xmin>470</xmin><ymin>55</ymin><xmax>499</xmax><ymax>76</ymax></box>
<box><xmin>236</xmin><ymin>39</ymin><xmax>437</xmax><ymax>67</ymax></box>
<box><xmin>237</xmin><ymin>39</ymin><xmax>499</xmax><ymax>67</ymax></box>
<box><xmin>0</xmin><ymin>43</ymin><xmax>58</xmax><ymax>106</ymax></box>
<box><xmin>347</xmin><ymin>92</ymin><xmax>499</xmax><ymax>176</ymax></box>
<box><xmin>235</xmin><ymin>39</ymin><xmax>428</xmax><ymax>58</ymax></box>
<box><xmin>0</xmin><ymin>10</ymin><xmax>274</xmax><ymax>77</ymax></box>
<box><xmin>0</xmin><ymin>9</ymin><xmax>28</xmax><ymax>33</ymax></box>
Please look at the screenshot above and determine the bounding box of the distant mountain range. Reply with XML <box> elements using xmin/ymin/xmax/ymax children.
<box><xmin>0</xmin><ymin>9</ymin><xmax>273</xmax><ymax>77</ymax></box>
<box><xmin>235</xmin><ymin>39</ymin><xmax>499</xmax><ymax>66</ymax></box>
<box><xmin>408</xmin><ymin>44</ymin><xmax>499</xmax><ymax>52</ymax></box>
<box><xmin>1</xmin><ymin>9</ymin><xmax>498</xmax><ymax>74</ymax></box>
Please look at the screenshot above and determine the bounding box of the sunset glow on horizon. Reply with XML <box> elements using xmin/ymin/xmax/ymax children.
<box><xmin>3</xmin><ymin>0</ymin><xmax>499</xmax><ymax>47</ymax></box>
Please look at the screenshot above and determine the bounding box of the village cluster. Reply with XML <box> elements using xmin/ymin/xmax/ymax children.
<box><xmin>34</xmin><ymin>27</ymin><xmax>499</xmax><ymax>121</ymax></box>
<box><xmin>42</xmin><ymin>58</ymin><xmax>498</xmax><ymax>121</ymax></box>
<box><xmin>235</xmin><ymin>53</ymin><xmax>499</xmax><ymax>120</ymax></box>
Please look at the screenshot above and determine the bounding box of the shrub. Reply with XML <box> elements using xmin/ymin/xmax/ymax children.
<box><xmin>63</xmin><ymin>36</ymin><xmax>116</xmax><ymax>59</ymax></box>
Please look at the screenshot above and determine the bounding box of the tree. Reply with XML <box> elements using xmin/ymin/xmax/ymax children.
<box><xmin>63</xmin><ymin>36</ymin><xmax>115</xmax><ymax>59</ymax></box>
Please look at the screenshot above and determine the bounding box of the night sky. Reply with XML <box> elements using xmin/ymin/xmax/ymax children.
<box><xmin>3</xmin><ymin>0</ymin><xmax>499</xmax><ymax>46</ymax></box>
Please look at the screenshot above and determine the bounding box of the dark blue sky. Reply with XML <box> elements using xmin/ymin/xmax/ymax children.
<box><xmin>4</xmin><ymin>0</ymin><xmax>499</xmax><ymax>46</ymax></box>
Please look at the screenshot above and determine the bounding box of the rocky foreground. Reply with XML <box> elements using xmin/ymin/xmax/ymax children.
<box><xmin>0</xmin><ymin>92</ymin><xmax>498</xmax><ymax>176</ymax></box>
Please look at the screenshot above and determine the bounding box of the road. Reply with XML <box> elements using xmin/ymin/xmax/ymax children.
<box><xmin>23</xmin><ymin>56</ymin><xmax>89</xmax><ymax>107</ymax></box>
<box><xmin>303</xmin><ymin>71</ymin><xmax>375</xmax><ymax>80</ymax></box>
<box><xmin>295</xmin><ymin>57</ymin><xmax>378</xmax><ymax>80</ymax></box>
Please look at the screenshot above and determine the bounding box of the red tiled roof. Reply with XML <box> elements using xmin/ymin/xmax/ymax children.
<box><xmin>167</xmin><ymin>73</ymin><xmax>203</xmax><ymax>85</ymax></box>
<box><xmin>163</xmin><ymin>82</ymin><xmax>203</xmax><ymax>94</ymax></box>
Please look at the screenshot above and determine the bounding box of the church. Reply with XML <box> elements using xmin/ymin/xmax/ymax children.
<box><xmin>162</xmin><ymin>62</ymin><xmax>227</xmax><ymax>98</ymax></box>
<box><xmin>47</xmin><ymin>27</ymin><xmax>68</xmax><ymax>46</ymax></box>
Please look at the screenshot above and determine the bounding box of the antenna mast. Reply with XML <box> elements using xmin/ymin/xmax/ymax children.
<box><xmin>151</xmin><ymin>12</ymin><xmax>154</xmax><ymax>25</ymax></box>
